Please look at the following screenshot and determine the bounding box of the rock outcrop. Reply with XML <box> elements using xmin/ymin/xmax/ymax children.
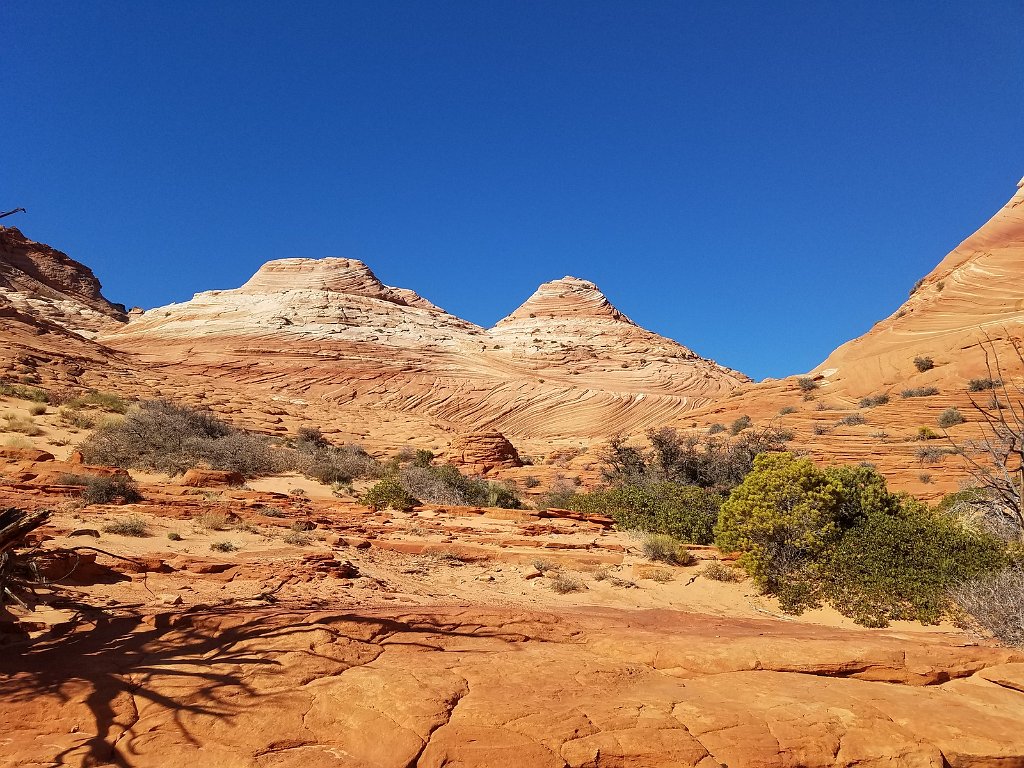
<box><xmin>683</xmin><ymin>175</ymin><xmax>1024</xmax><ymax>498</ymax></box>
<box><xmin>448</xmin><ymin>431</ymin><xmax>523</xmax><ymax>472</ymax></box>
<box><xmin>99</xmin><ymin>259</ymin><xmax>747</xmax><ymax>444</ymax></box>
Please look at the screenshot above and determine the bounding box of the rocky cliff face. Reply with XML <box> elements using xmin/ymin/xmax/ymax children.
<box><xmin>0</xmin><ymin>226</ymin><xmax>127</xmax><ymax>335</ymax></box>
<box><xmin>683</xmin><ymin>176</ymin><xmax>1024</xmax><ymax>498</ymax></box>
<box><xmin>100</xmin><ymin>258</ymin><xmax>747</xmax><ymax>444</ymax></box>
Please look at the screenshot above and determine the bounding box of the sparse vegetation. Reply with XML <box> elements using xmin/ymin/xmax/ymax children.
<box><xmin>797</xmin><ymin>377</ymin><xmax>817</xmax><ymax>392</ymax></box>
<box><xmin>968</xmin><ymin>378</ymin><xmax>1001</xmax><ymax>392</ymax></box>
<box><xmin>837</xmin><ymin>413</ymin><xmax>866</xmax><ymax>426</ymax></box>
<box><xmin>859</xmin><ymin>394</ymin><xmax>890</xmax><ymax>408</ymax></box>
<box><xmin>952</xmin><ymin>565</ymin><xmax>1024</xmax><ymax>648</ymax></box>
<box><xmin>102</xmin><ymin>515</ymin><xmax>149</xmax><ymax>537</ymax></box>
<box><xmin>58</xmin><ymin>406</ymin><xmax>96</xmax><ymax>429</ymax></box>
<box><xmin>708</xmin><ymin>423</ymin><xmax>725</xmax><ymax>434</ymax></box>
<box><xmin>66</xmin><ymin>391</ymin><xmax>130</xmax><ymax>413</ymax></box>
<box><xmin>167</xmin><ymin>531</ymin><xmax>183</xmax><ymax>541</ymax></box>
<box><xmin>0</xmin><ymin>382</ymin><xmax>49</xmax><ymax>402</ymax></box>
<box><xmin>28</xmin><ymin>403</ymin><xmax>47</xmax><ymax>416</ymax></box>
<box><xmin>1</xmin><ymin>412</ymin><xmax>42</xmax><ymax>436</ymax></box>
<box><xmin>901</xmin><ymin>386</ymin><xmax>940</xmax><ymax>398</ymax></box>
<box><xmin>729</xmin><ymin>415</ymin><xmax>752</xmax><ymax>435</ymax></box>
<box><xmin>779</xmin><ymin>406</ymin><xmax>797</xmax><ymax>415</ymax></box>
<box><xmin>61</xmin><ymin>474</ymin><xmax>143</xmax><ymax>505</ymax></box>
<box><xmin>549</xmin><ymin>571</ymin><xmax>586</xmax><ymax>593</ymax></box>
<box><xmin>937</xmin><ymin>407</ymin><xmax>966</xmax><ymax>428</ymax></box>
<box><xmin>913</xmin><ymin>356</ymin><xmax>935</xmax><ymax>372</ymax></box>
<box><xmin>701</xmin><ymin>560</ymin><xmax>742</xmax><ymax>582</ymax></box>
<box><xmin>80</xmin><ymin>399</ymin><xmax>284</xmax><ymax>477</ymax></box>
<box><xmin>715</xmin><ymin>453</ymin><xmax>1006</xmax><ymax>626</ymax></box>
<box><xmin>916</xmin><ymin>445</ymin><xmax>950</xmax><ymax>463</ymax></box>
<box><xmin>360</xmin><ymin>478</ymin><xmax>417</xmax><ymax>511</ymax></box>
<box><xmin>196</xmin><ymin>511</ymin><xmax>231</xmax><ymax>530</ymax></box>
<box><xmin>916</xmin><ymin>426</ymin><xmax>940</xmax><ymax>441</ymax></box>
<box><xmin>640</xmin><ymin>534</ymin><xmax>693</xmax><ymax>565</ymax></box>
<box><xmin>210</xmin><ymin>541</ymin><xmax>238</xmax><ymax>553</ymax></box>
<box><xmin>283</xmin><ymin>531</ymin><xmax>312</xmax><ymax>546</ymax></box>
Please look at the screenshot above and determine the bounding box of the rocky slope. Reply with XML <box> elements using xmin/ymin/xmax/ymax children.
<box><xmin>100</xmin><ymin>259</ymin><xmax>747</xmax><ymax>446</ymax></box>
<box><xmin>682</xmin><ymin>176</ymin><xmax>1024</xmax><ymax>497</ymax></box>
<box><xmin>3</xmin><ymin>445</ymin><xmax>1024</xmax><ymax>767</ymax></box>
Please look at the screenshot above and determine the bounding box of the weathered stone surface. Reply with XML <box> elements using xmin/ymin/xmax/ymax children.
<box><xmin>448</xmin><ymin>431</ymin><xmax>522</xmax><ymax>471</ymax></box>
<box><xmin>180</xmin><ymin>468</ymin><xmax>245</xmax><ymax>487</ymax></box>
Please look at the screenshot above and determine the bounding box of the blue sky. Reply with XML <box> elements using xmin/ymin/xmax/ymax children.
<box><xmin>4</xmin><ymin>1</ymin><xmax>1022</xmax><ymax>380</ymax></box>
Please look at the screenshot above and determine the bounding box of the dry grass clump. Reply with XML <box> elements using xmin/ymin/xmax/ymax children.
<box><xmin>195</xmin><ymin>510</ymin><xmax>231</xmax><ymax>530</ymax></box>
<box><xmin>58</xmin><ymin>407</ymin><xmax>96</xmax><ymax>429</ymax></box>
<box><xmin>210</xmin><ymin>540</ymin><xmax>238</xmax><ymax>553</ymax></box>
<box><xmin>1</xmin><ymin>412</ymin><xmax>42</xmax><ymax>436</ymax></box>
<box><xmin>102</xmin><ymin>515</ymin><xmax>150</xmax><ymax>537</ymax></box>
<box><xmin>646</xmin><ymin>568</ymin><xmax>675</xmax><ymax>583</ymax></box>
<box><xmin>593</xmin><ymin>568</ymin><xmax>637</xmax><ymax>588</ymax></box>
<box><xmin>532</xmin><ymin>558</ymin><xmax>557</xmax><ymax>574</ymax></box>
<box><xmin>549</xmin><ymin>571</ymin><xmax>586</xmax><ymax>593</ymax></box>
<box><xmin>701</xmin><ymin>560</ymin><xmax>742</xmax><ymax>582</ymax></box>
<box><xmin>283</xmin><ymin>531</ymin><xmax>312</xmax><ymax>546</ymax></box>
<box><xmin>641</xmin><ymin>534</ymin><xmax>694</xmax><ymax>565</ymax></box>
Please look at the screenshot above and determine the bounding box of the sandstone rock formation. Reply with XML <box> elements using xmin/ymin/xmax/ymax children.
<box><xmin>99</xmin><ymin>258</ymin><xmax>747</xmax><ymax>444</ymax></box>
<box><xmin>448</xmin><ymin>431</ymin><xmax>522</xmax><ymax>472</ymax></box>
<box><xmin>682</xmin><ymin>176</ymin><xmax>1024</xmax><ymax>498</ymax></box>
<box><xmin>0</xmin><ymin>226</ymin><xmax>127</xmax><ymax>335</ymax></box>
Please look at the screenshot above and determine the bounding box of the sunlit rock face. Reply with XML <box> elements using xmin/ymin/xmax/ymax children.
<box><xmin>100</xmin><ymin>260</ymin><xmax>747</xmax><ymax>443</ymax></box>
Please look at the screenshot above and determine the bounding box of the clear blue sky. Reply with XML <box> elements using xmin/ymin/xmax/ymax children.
<box><xmin>4</xmin><ymin>1</ymin><xmax>1022</xmax><ymax>380</ymax></box>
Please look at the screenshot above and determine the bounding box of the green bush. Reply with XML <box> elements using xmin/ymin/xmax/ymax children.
<box><xmin>360</xmin><ymin>478</ymin><xmax>418</xmax><ymax>511</ymax></box>
<box><xmin>716</xmin><ymin>453</ymin><xmax>1005</xmax><ymax>625</ymax></box>
<box><xmin>399</xmin><ymin>463</ymin><xmax>521</xmax><ymax>508</ymax></box>
<box><xmin>641</xmin><ymin>533</ymin><xmax>694</xmax><ymax>565</ymax></box>
<box><xmin>0</xmin><ymin>382</ymin><xmax>49</xmax><ymax>402</ymax></box>
<box><xmin>570</xmin><ymin>483</ymin><xmax>721</xmax><ymax>544</ymax></box>
<box><xmin>67</xmin><ymin>391</ymin><xmax>130</xmax><ymax>413</ymax></box>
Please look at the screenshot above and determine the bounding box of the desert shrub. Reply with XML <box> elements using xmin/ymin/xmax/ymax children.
<box><xmin>361</xmin><ymin>478</ymin><xmax>417</xmax><ymax>511</ymax></box>
<box><xmin>937</xmin><ymin>407</ymin><xmax>966</xmax><ymax>429</ymax></box>
<box><xmin>413</xmin><ymin>449</ymin><xmax>435</xmax><ymax>468</ymax></box>
<box><xmin>916</xmin><ymin>426</ymin><xmax>940</xmax><ymax>441</ymax></box>
<box><xmin>58</xmin><ymin>407</ymin><xmax>96</xmax><ymax>429</ymax></box>
<box><xmin>797</xmin><ymin>377</ymin><xmax>817</xmax><ymax>392</ymax></box>
<box><xmin>28</xmin><ymin>403</ymin><xmax>47</xmax><ymax>416</ymax></box>
<box><xmin>398</xmin><ymin>464</ymin><xmax>521</xmax><ymax>508</ymax></box>
<box><xmin>0</xmin><ymin>382</ymin><xmax>49</xmax><ymax>402</ymax></box>
<box><xmin>837</xmin><ymin>413</ymin><xmax>866</xmax><ymax>426</ymax></box>
<box><xmin>549</xmin><ymin>572</ymin><xmax>586</xmax><ymax>593</ymax></box>
<box><xmin>729</xmin><ymin>415</ymin><xmax>752</xmax><ymax>435</ymax></box>
<box><xmin>913</xmin><ymin>356</ymin><xmax>935</xmax><ymax>372</ymax></box>
<box><xmin>859</xmin><ymin>394</ymin><xmax>890</xmax><ymax>408</ymax></box>
<box><xmin>196</xmin><ymin>511</ymin><xmax>231</xmax><ymax>530</ymax></box>
<box><xmin>641</xmin><ymin>534</ymin><xmax>694</xmax><ymax>565</ymax></box>
<box><xmin>102</xmin><ymin>515</ymin><xmax>149</xmax><ymax>537</ymax></box>
<box><xmin>522</xmin><ymin>475</ymin><xmax>540</xmax><ymax>489</ymax></box>
<box><xmin>707</xmin><ymin>423</ymin><xmax>725</xmax><ymax>434</ymax></box>
<box><xmin>812</xmin><ymin>424</ymin><xmax>831</xmax><ymax>435</ymax></box>
<box><xmin>536</xmin><ymin>478</ymin><xmax>578</xmax><ymax>510</ymax></box>
<box><xmin>61</xmin><ymin>474</ymin><xmax>142</xmax><ymax>505</ymax></box>
<box><xmin>952</xmin><ymin>565</ymin><xmax>1024</xmax><ymax>647</ymax></box>
<box><xmin>915</xmin><ymin>446</ymin><xmax>949</xmax><ymax>464</ymax></box>
<box><xmin>902</xmin><ymin>386</ymin><xmax>940</xmax><ymax>398</ymax></box>
<box><xmin>2</xmin><ymin>411</ymin><xmax>42</xmax><ymax>436</ymax></box>
<box><xmin>301</xmin><ymin>443</ymin><xmax>380</xmax><ymax>485</ymax></box>
<box><xmin>532</xmin><ymin>559</ymin><xmax>557</xmax><ymax>574</ymax></box>
<box><xmin>968</xmin><ymin>378</ymin><xmax>1001</xmax><ymax>392</ymax></box>
<box><xmin>67</xmin><ymin>391</ymin><xmax>129</xmax><ymax>413</ymax></box>
<box><xmin>779</xmin><ymin>406</ymin><xmax>797</xmax><ymax>415</ymax></box>
<box><xmin>919</xmin><ymin>473</ymin><xmax>932</xmax><ymax>484</ymax></box>
<box><xmin>210</xmin><ymin>541</ymin><xmax>238</xmax><ymax>553</ymax></box>
<box><xmin>701</xmin><ymin>560</ymin><xmax>742</xmax><ymax>582</ymax></box>
<box><xmin>570</xmin><ymin>483</ymin><xmax>720</xmax><ymax>544</ymax></box>
<box><xmin>910</xmin><ymin>277</ymin><xmax>924</xmax><ymax>296</ymax></box>
<box><xmin>936</xmin><ymin>488</ymin><xmax>1021</xmax><ymax>543</ymax></box>
<box><xmin>167</xmin><ymin>531</ymin><xmax>183</xmax><ymax>541</ymax></box>
<box><xmin>80</xmin><ymin>399</ymin><xmax>283</xmax><ymax>477</ymax></box>
<box><xmin>716</xmin><ymin>453</ymin><xmax>1005</xmax><ymax>624</ymax></box>
<box><xmin>604</xmin><ymin>426</ymin><xmax>791</xmax><ymax>494</ymax></box>
<box><xmin>283</xmin><ymin>531</ymin><xmax>312</xmax><ymax>546</ymax></box>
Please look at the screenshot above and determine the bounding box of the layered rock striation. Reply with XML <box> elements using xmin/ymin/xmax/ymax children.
<box><xmin>101</xmin><ymin>260</ymin><xmax>747</xmax><ymax>442</ymax></box>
